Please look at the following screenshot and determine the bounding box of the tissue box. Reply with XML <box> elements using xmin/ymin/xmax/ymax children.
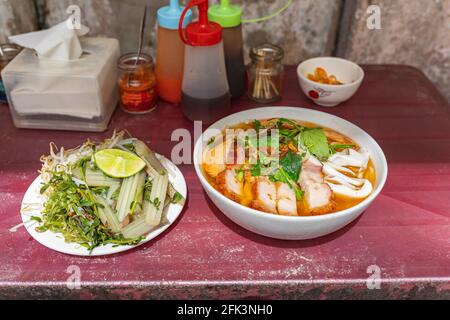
<box><xmin>1</xmin><ymin>37</ymin><xmax>119</xmax><ymax>132</ymax></box>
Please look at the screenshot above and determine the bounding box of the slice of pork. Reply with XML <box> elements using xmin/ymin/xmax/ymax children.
<box><xmin>299</xmin><ymin>157</ymin><xmax>335</xmax><ymax>214</ymax></box>
<box><xmin>276</xmin><ymin>182</ymin><xmax>297</xmax><ymax>216</ymax></box>
<box><xmin>217</xmin><ymin>168</ymin><xmax>243</xmax><ymax>201</ymax></box>
<box><xmin>203</xmin><ymin>139</ymin><xmax>235</xmax><ymax>178</ymax></box>
<box><xmin>303</xmin><ymin>182</ymin><xmax>335</xmax><ymax>214</ymax></box>
<box><xmin>252</xmin><ymin>177</ymin><xmax>277</xmax><ymax>214</ymax></box>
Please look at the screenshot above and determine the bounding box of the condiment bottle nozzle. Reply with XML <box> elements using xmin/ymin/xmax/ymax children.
<box><xmin>179</xmin><ymin>0</ymin><xmax>222</xmax><ymax>47</ymax></box>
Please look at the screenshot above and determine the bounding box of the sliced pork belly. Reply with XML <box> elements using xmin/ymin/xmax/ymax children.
<box><xmin>299</xmin><ymin>157</ymin><xmax>335</xmax><ymax>214</ymax></box>
<box><xmin>203</xmin><ymin>140</ymin><xmax>234</xmax><ymax>178</ymax></box>
<box><xmin>300</xmin><ymin>157</ymin><xmax>323</xmax><ymax>184</ymax></box>
<box><xmin>276</xmin><ymin>182</ymin><xmax>297</xmax><ymax>216</ymax></box>
<box><xmin>252</xmin><ymin>177</ymin><xmax>277</xmax><ymax>214</ymax></box>
<box><xmin>303</xmin><ymin>182</ymin><xmax>334</xmax><ymax>214</ymax></box>
<box><xmin>217</xmin><ymin>168</ymin><xmax>243</xmax><ymax>201</ymax></box>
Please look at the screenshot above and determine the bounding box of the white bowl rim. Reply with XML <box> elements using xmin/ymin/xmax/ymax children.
<box><xmin>193</xmin><ymin>106</ymin><xmax>388</xmax><ymax>222</ymax></box>
<box><xmin>297</xmin><ymin>56</ymin><xmax>365</xmax><ymax>89</ymax></box>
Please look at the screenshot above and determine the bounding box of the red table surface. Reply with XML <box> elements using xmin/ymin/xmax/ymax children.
<box><xmin>0</xmin><ymin>65</ymin><xmax>449</xmax><ymax>300</ymax></box>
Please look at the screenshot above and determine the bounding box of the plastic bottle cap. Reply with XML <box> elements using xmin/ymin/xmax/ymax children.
<box><xmin>158</xmin><ymin>0</ymin><xmax>193</xmax><ymax>30</ymax></box>
<box><xmin>208</xmin><ymin>0</ymin><xmax>242</xmax><ymax>28</ymax></box>
<box><xmin>179</xmin><ymin>0</ymin><xmax>222</xmax><ymax>46</ymax></box>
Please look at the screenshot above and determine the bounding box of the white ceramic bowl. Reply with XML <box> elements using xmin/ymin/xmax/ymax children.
<box><xmin>193</xmin><ymin>107</ymin><xmax>388</xmax><ymax>240</ymax></box>
<box><xmin>297</xmin><ymin>57</ymin><xmax>364</xmax><ymax>107</ymax></box>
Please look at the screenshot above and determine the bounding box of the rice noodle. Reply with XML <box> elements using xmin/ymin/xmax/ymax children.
<box><xmin>327</xmin><ymin>179</ymin><xmax>373</xmax><ymax>198</ymax></box>
<box><xmin>328</xmin><ymin>148</ymin><xmax>370</xmax><ymax>171</ymax></box>
<box><xmin>323</xmin><ymin>148</ymin><xmax>373</xmax><ymax>199</ymax></box>
<box><xmin>323</xmin><ymin>164</ymin><xmax>364</xmax><ymax>187</ymax></box>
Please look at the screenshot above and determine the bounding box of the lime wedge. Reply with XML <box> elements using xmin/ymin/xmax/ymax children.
<box><xmin>94</xmin><ymin>149</ymin><xmax>146</xmax><ymax>178</ymax></box>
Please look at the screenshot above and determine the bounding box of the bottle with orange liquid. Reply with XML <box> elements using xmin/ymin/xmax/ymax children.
<box><xmin>156</xmin><ymin>0</ymin><xmax>193</xmax><ymax>104</ymax></box>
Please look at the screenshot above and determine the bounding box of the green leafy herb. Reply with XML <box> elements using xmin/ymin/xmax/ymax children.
<box><xmin>130</xmin><ymin>198</ymin><xmax>143</xmax><ymax>214</ymax></box>
<box><xmin>80</xmin><ymin>198</ymin><xmax>94</xmax><ymax>207</ymax></box>
<box><xmin>153</xmin><ymin>197</ymin><xmax>161</xmax><ymax>210</ymax></box>
<box><xmin>91</xmin><ymin>186</ymin><xmax>108</xmax><ymax>198</ymax></box>
<box><xmin>253</xmin><ymin>120</ymin><xmax>264</xmax><ymax>131</ymax></box>
<box><xmin>270</xmin><ymin>153</ymin><xmax>304</xmax><ymax>201</ymax></box>
<box><xmin>300</xmin><ymin>128</ymin><xmax>330</xmax><ymax>160</ymax></box>
<box><xmin>275</xmin><ymin>119</ymin><xmax>305</xmax><ymax>145</ymax></box>
<box><xmin>76</xmin><ymin>157</ymin><xmax>91</xmax><ymax>177</ymax></box>
<box><xmin>111</xmin><ymin>187</ymin><xmax>120</xmax><ymax>200</ymax></box>
<box><xmin>207</xmin><ymin>137</ymin><xmax>215</xmax><ymax>148</ymax></box>
<box><xmin>269</xmin><ymin>167</ymin><xmax>304</xmax><ymax>201</ymax></box>
<box><xmin>280</xmin><ymin>151</ymin><xmax>302</xmax><ymax>182</ymax></box>
<box><xmin>39</xmin><ymin>183</ymin><xmax>50</xmax><ymax>195</ymax></box>
<box><xmin>36</xmin><ymin>172</ymin><xmax>142</xmax><ymax>251</ymax></box>
<box><xmin>270</xmin><ymin>167</ymin><xmax>290</xmax><ymax>184</ymax></box>
<box><xmin>30</xmin><ymin>216</ymin><xmax>42</xmax><ymax>223</ymax></box>
<box><xmin>143</xmin><ymin>179</ymin><xmax>153</xmax><ymax>202</ymax></box>
<box><xmin>294</xmin><ymin>188</ymin><xmax>304</xmax><ymax>201</ymax></box>
<box><xmin>276</xmin><ymin>118</ymin><xmax>304</xmax><ymax>131</ymax></box>
<box><xmin>123</xmin><ymin>143</ymin><xmax>136</xmax><ymax>153</ymax></box>
<box><xmin>250</xmin><ymin>161</ymin><xmax>262</xmax><ymax>177</ymax></box>
<box><xmin>171</xmin><ymin>192</ymin><xmax>184</xmax><ymax>204</ymax></box>
<box><xmin>329</xmin><ymin>144</ymin><xmax>356</xmax><ymax>154</ymax></box>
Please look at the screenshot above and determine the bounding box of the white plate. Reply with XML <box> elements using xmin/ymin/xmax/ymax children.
<box><xmin>20</xmin><ymin>154</ymin><xmax>187</xmax><ymax>256</ymax></box>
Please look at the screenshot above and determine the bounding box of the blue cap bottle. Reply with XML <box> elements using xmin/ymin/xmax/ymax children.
<box><xmin>156</xmin><ymin>1</ymin><xmax>194</xmax><ymax>104</ymax></box>
<box><xmin>157</xmin><ymin>0</ymin><xmax>193</xmax><ymax>30</ymax></box>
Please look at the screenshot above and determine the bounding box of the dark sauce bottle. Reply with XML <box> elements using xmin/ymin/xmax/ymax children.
<box><xmin>209</xmin><ymin>1</ymin><xmax>246</xmax><ymax>99</ymax></box>
<box><xmin>181</xmin><ymin>92</ymin><xmax>231</xmax><ymax>125</ymax></box>
<box><xmin>222</xmin><ymin>26</ymin><xmax>246</xmax><ymax>99</ymax></box>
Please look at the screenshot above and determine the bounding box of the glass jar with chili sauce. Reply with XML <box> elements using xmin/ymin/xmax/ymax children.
<box><xmin>118</xmin><ymin>53</ymin><xmax>158</xmax><ymax>114</ymax></box>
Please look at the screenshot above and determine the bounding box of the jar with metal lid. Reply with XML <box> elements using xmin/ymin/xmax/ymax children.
<box><xmin>247</xmin><ymin>44</ymin><xmax>284</xmax><ymax>103</ymax></box>
<box><xmin>118</xmin><ymin>53</ymin><xmax>158</xmax><ymax>114</ymax></box>
<box><xmin>0</xmin><ymin>44</ymin><xmax>22</xmax><ymax>103</ymax></box>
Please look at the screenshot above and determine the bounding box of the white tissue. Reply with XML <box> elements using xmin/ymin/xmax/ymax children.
<box><xmin>9</xmin><ymin>19</ymin><xmax>90</xmax><ymax>60</ymax></box>
<box><xmin>2</xmin><ymin>37</ymin><xmax>120</xmax><ymax>122</ymax></box>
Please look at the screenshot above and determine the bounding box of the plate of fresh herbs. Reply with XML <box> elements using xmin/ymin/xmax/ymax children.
<box><xmin>20</xmin><ymin>131</ymin><xmax>187</xmax><ymax>256</ymax></box>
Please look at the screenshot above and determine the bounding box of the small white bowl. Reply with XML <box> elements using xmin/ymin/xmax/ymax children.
<box><xmin>193</xmin><ymin>107</ymin><xmax>388</xmax><ymax>240</ymax></box>
<box><xmin>297</xmin><ymin>57</ymin><xmax>364</xmax><ymax>107</ymax></box>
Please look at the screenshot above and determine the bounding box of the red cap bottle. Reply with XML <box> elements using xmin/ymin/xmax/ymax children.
<box><xmin>178</xmin><ymin>0</ymin><xmax>231</xmax><ymax>124</ymax></box>
<box><xmin>179</xmin><ymin>0</ymin><xmax>222</xmax><ymax>46</ymax></box>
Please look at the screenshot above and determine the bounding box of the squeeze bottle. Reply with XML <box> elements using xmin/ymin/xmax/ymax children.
<box><xmin>208</xmin><ymin>0</ymin><xmax>245</xmax><ymax>99</ymax></box>
<box><xmin>156</xmin><ymin>0</ymin><xmax>193</xmax><ymax>104</ymax></box>
<box><xmin>179</xmin><ymin>0</ymin><xmax>231</xmax><ymax>124</ymax></box>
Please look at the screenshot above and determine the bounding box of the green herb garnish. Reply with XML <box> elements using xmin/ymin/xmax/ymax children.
<box><xmin>280</xmin><ymin>150</ymin><xmax>302</xmax><ymax>182</ymax></box>
<box><xmin>171</xmin><ymin>192</ymin><xmax>184</xmax><ymax>204</ymax></box>
<box><xmin>207</xmin><ymin>137</ymin><xmax>215</xmax><ymax>148</ymax></box>
<box><xmin>250</xmin><ymin>161</ymin><xmax>262</xmax><ymax>177</ymax></box>
<box><xmin>37</xmin><ymin>172</ymin><xmax>142</xmax><ymax>251</ymax></box>
<box><xmin>153</xmin><ymin>197</ymin><xmax>161</xmax><ymax>210</ymax></box>
<box><xmin>300</xmin><ymin>128</ymin><xmax>330</xmax><ymax>160</ymax></box>
<box><xmin>253</xmin><ymin>120</ymin><xmax>264</xmax><ymax>131</ymax></box>
<box><xmin>269</xmin><ymin>167</ymin><xmax>304</xmax><ymax>201</ymax></box>
<box><xmin>329</xmin><ymin>144</ymin><xmax>356</xmax><ymax>154</ymax></box>
<box><xmin>123</xmin><ymin>143</ymin><xmax>136</xmax><ymax>153</ymax></box>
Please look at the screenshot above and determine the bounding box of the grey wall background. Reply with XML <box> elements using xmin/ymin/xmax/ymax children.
<box><xmin>0</xmin><ymin>0</ymin><xmax>449</xmax><ymax>101</ymax></box>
